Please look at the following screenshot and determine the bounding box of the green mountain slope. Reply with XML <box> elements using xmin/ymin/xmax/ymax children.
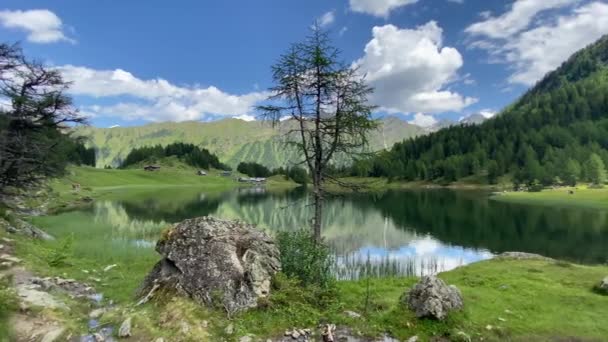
<box><xmin>358</xmin><ymin>35</ymin><xmax>608</xmax><ymax>186</ymax></box>
<box><xmin>77</xmin><ymin>117</ymin><xmax>423</xmax><ymax>169</ymax></box>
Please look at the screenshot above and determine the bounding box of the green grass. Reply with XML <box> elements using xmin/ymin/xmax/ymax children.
<box><xmin>9</xmin><ymin>223</ymin><xmax>608</xmax><ymax>342</ymax></box>
<box><xmin>493</xmin><ymin>185</ymin><xmax>608</xmax><ymax>209</ymax></box>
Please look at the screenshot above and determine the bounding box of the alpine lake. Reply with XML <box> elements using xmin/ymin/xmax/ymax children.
<box><xmin>31</xmin><ymin>186</ymin><xmax>608</xmax><ymax>289</ymax></box>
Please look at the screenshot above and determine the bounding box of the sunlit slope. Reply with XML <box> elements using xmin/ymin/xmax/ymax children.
<box><xmin>77</xmin><ymin>117</ymin><xmax>423</xmax><ymax>168</ymax></box>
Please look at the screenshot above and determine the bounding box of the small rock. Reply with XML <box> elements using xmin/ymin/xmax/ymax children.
<box><xmin>118</xmin><ymin>317</ymin><xmax>132</xmax><ymax>338</ymax></box>
<box><xmin>41</xmin><ymin>327</ymin><xmax>66</xmax><ymax>342</ymax></box>
<box><xmin>239</xmin><ymin>336</ymin><xmax>253</xmax><ymax>342</ymax></box>
<box><xmin>485</xmin><ymin>325</ymin><xmax>493</xmax><ymax>331</ymax></box>
<box><xmin>201</xmin><ymin>320</ymin><xmax>209</xmax><ymax>328</ymax></box>
<box><xmin>225</xmin><ymin>323</ymin><xmax>234</xmax><ymax>335</ymax></box>
<box><xmin>344</xmin><ymin>310</ymin><xmax>362</xmax><ymax>318</ymax></box>
<box><xmin>291</xmin><ymin>330</ymin><xmax>301</xmax><ymax>339</ymax></box>
<box><xmin>103</xmin><ymin>264</ymin><xmax>118</xmax><ymax>272</ymax></box>
<box><xmin>0</xmin><ymin>253</ymin><xmax>21</xmax><ymax>263</ymax></box>
<box><xmin>93</xmin><ymin>333</ymin><xmax>105</xmax><ymax>342</ymax></box>
<box><xmin>498</xmin><ymin>284</ymin><xmax>509</xmax><ymax>290</ymax></box>
<box><xmin>180</xmin><ymin>321</ymin><xmax>190</xmax><ymax>334</ymax></box>
<box><xmin>153</xmin><ymin>339</ymin><xmax>165</xmax><ymax>342</ymax></box>
<box><xmin>0</xmin><ymin>244</ymin><xmax>4</xmax><ymax>249</ymax></box>
<box><xmin>598</xmin><ymin>276</ymin><xmax>608</xmax><ymax>293</ymax></box>
<box><xmin>407</xmin><ymin>336</ymin><xmax>418</xmax><ymax>342</ymax></box>
<box><xmin>454</xmin><ymin>331</ymin><xmax>471</xmax><ymax>342</ymax></box>
<box><xmin>498</xmin><ymin>317</ymin><xmax>506</xmax><ymax>322</ymax></box>
<box><xmin>89</xmin><ymin>308</ymin><xmax>105</xmax><ymax>319</ymax></box>
<box><xmin>1</xmin><ymin>237</ymin><xmax>14</xmax><ymax>243</ymax></box>
<box><xmin>504</xmin><ymin>309</ymin><xmax>513</xmax><ymax>314</ymax></box>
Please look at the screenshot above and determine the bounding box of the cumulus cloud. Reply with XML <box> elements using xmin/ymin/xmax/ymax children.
<box><xmin>466</xmin><ymin>1</ymin><xmax>608</xmax><ymax>85</ymax></box>
<box><xmin>408</xmin><ymin>113</ymin><xmax>438</xmax><ymax>127</ymax></box>
<box><xmin>318</xmin><ymin>11</ymin><xmax>335</xmax><ymax>28</ymax></box>
<box><xmin>58</xmin><ymin>65</ymin><xmax>268</xmax><ymax>122</ymax></box>
<box><xmin>465</xmin><ymin>0</ymin><xmax>576</xmax><ymax>39</ymax></box>
<box><xmin>349</xmin><ymin>0</ymin><xmax>418</xmax><ymax>17</ymax></box>
<box><xmin>0</xmin><ymin>9</ymin><xmax>74</xmax><ymax>43</ymax></box>
<box><xmin>354</xmin><ymin>21</ymin><xmax>476</xmax><ymax>114</ymax></box>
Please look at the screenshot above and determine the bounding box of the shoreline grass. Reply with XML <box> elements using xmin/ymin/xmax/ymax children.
<box><xmin>492</xmin><ymin>185</ymin><xmax>608</xmax><ymax>210</ymax></box>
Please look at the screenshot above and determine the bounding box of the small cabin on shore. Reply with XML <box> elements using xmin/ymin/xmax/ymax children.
<box><xmin>143</xmin><ymin>165</ymin><xmax>161</xmax><ymax>171</ymax></box>
<box><xmin>238</xmin><ymin>177</ymin><xmax>267</xmax><ymax>184</ymax></box>
<box><xmin>197</xmin><ymin>170</ymin><xmax>207</xmax><ymax>176</ymax></box>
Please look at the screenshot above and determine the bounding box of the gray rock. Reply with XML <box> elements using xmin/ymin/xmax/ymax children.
<box><xmin>344</xmin><ymin>310</ymin><xmax>362</xmax><ymax>319</ymax></box>
<box><xmin>118</xmin><ymin>317</ymin><xmax>132</xmax><ymax>338</ymax></box>
<box><xmin>406</xmin><ymin>336</ymin><xmax>418</xmax><ymax>342</ymax></box>
<box><xmin>41</xmin><ymin>327</ymin><xmax>66</xmax><ymax>342</ymax></box>
<box><xmin>89</xmin><ymin>308</ymin><xmax>106</xmax><ymax>319</ymax></box>
<box><xmin>239</xmin><ymin>336</ymin><xmax>253</xmax><ymax>342</ymax></box>
<box><xmin>16</xmin><ymin>284</ymin><xmax>68</xmax><ymax>310</ymax></box>
<box><xmin>137</xmin><ymin>216</ymin><xmax>281</xmax><ymax>314</ymax></box>
<box><xmin>11</xmin><ymin>218</ymin><xmax>54</xmax><ymax>240</ymax></box>
<box><xmin>600</xmin><ymin>276</ymin><xmax>608</xmax><ymax>290</ymax></box>
<box><xmin>496</xmin><ymin>252</ymin><xmax>552</xmax><ymax>261</ymax></box>
<box><xmin>403</xmin><ymin>275</ymin><xmax>463</xmax><ymax>320</ymax></box>
<box><xmin>225</xmin><ymin>323</ymin><xmax>234</xmax><ymax>335</ymax></box>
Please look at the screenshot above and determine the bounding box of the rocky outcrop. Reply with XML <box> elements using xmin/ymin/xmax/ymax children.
<box><xmin>1</xmin><ymin>217</ymin><xmax>54</xmax><ymax>240</ymax></box>
<box><xmin>138</xmin><ymin>216</ymin><xmax>281</xmax><ymax>314</ymax></box>
<box><xmin>403</xmin><ymin>275</ymin><xmax>463</xmax><ymax>320</ymax></box>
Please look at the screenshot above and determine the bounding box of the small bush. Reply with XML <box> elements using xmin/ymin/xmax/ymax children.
<box><xmin>276</xmin><ymin>229</ymin><xmax>334</xmax><ymax>289</ymax></box>
<box><xmin>37</xmin><ymin>234</ymin><xmax>74</xmax><ymax>267</ymax></box>
<box><xmin>0</xmin><ymin>276</ymin><xmax>17</xmax><ymax>337</ymax></box>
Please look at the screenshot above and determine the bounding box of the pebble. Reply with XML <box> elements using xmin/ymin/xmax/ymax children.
<box><xmin>407</xmin><ymin>336</ymin><xmax>418</xmax><ymax>342</ymax></box>
<box><xmin>344</xmin><ymin>310</ymin><xmax>362</xmax><ymax>318</ymax></box>
<box><xmin>224</xmin><ymin>323</ymin><xmax>234</xmax><ymax>335</ymax></box>
<box><xmin>41</xmin><ymin>327</ymin><xmax>66</xmax><ymax>342</ymax></box>
<box><xmin>118</xmin><ymin>317</ymin><xmax>132</xmax><ymax>338</ymax></box>
<box><xmin>498</xmin><ymin>317</ymin><xmax>507</xmax><ymax>322</ymax></box>
<box><xmin>485</xmin><ymin>325</ymin><xmax>493</xmax><ymax>331</ymax></box>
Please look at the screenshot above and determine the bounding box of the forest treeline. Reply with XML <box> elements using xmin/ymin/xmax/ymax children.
<box><xmin>237</xmin><ymin>161</ymin><xmax>308</xmax><ymax>184</ymax></box>
<box><xmin>350</xmin><ymin>35</ymin><xmax>608</xmax><ymax>188</ymax></box>
<box><xmin>120</xmin><ymin>142</ymin><xmax>230</xmax><ymax>170</ymax></box>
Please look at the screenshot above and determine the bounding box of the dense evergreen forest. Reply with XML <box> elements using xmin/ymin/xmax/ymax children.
<box><xmin>120</xmin><ymin>142</ymin><xmax>230</xmax><ymax>170</ymax></box>
<box><xmin>352</xmin><ymin>35</ymin><xmax>608</xmax><ymax>188</ymax></box>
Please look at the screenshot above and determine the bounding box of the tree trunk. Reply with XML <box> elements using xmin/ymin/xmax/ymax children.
<box><xmin>312</xmin><ymin>171</ymin><xmax>323</xmax><ymax>243</ymax></box>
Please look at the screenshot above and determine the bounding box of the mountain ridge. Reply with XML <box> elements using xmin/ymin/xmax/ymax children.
<box><xmin>77</xmin><ymin>116</ymin><xmax>424</xmax><ymax>169</ymax></box>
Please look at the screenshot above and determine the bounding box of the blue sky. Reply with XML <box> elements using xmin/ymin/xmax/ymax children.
<box><xmin>1</xmin><ymin>0</ymin><xmax>607</xmax><ymax>128</ymax></box>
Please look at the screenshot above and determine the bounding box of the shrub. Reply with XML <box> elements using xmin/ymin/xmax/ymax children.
<box><xmin>276</xmin><ymin>229</ymin><xmax>334</xmax><ymax>289</ymax></box>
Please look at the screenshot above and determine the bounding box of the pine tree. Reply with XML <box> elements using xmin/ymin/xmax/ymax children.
<box><xmin>584</xmin><ymin>153</ymin><xmax>607</xmax><ymax>186</ymax></box>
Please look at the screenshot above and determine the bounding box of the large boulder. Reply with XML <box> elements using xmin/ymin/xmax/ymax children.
<box><xmin>403</xmin><ymin>275</ymin><xmax>463</xmax><ymax>320</ymax></box>
<box><xmin>596</xmin><ymin>276</ymin><xmax>608</xmax><ymax>295</ymax></box>
<box><xmin>138</xmin><ymin>216</ymin><xmax>281</xmax><ymax>313</ymax></box>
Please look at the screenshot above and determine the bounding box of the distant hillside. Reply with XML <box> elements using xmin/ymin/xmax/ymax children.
<box><xmin>77</xmin><ymin>116</ymin><xmax>423</xmax><ymax>169</ymax></box>
<box><xmin>356</xmin><ymin>35</ymin><xmax>608</xmax><ymax>186</ymax></box>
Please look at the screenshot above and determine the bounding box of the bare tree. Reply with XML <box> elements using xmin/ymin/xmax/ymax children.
<box><xmin>257</xmin><ymin>26</ymin><xmax>378</xmax><ymax>242</ymax></box>
<box><xmin>0</xmin><ymin>43</ymin><xmax>86</xmax><ymax>191</ymax></box>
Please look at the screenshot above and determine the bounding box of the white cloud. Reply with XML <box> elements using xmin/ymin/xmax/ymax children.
<box><xmin>234</xmin><ymin>114</ymin><xmax>256</xmax><ymax>121</ymax></box>
<box><xmin>318</xmin><ymin>11</ymin><xmax>335</xmax><ymax>28</ymax></box>
<box><xmin>354</xmin><ymin>21</ymin><xmax>477</xmax><ymax>114</ymax></box>
<box><xmin>447</xmin><ymin>0</ymin><xmax>464</xmax><ymax>4</ymax></box>
<box><xmin>467</xmin><ymin>1</ymin><xmax>608</xmax><ymax>85</ymax></box>
<box><xmin>466</xmin><ymin>0</ymin><xmax>576</xmax><ymax>39</ymax></box>
<box><xmin>349</xmin><ymin>0</ymin><xmax>418</xmax><ymax>17</ymax></box>
<box><xmin>59</xmin><ymin>65</ymin><xmax>269</xmax><ymax>122</ymax></box>
<box><xmin>408</xmin><ymin>113</ymin><xmax>438</xmax><ymax>127</ymax></box>
<box><xmin>339</xmin><ymin>26</ymin><xmax>348</xmax><ymax>36</ymax></box>
<box><xmin>0</xmin><ymin>9</ymin><xmax>74</xmax><ymax>43</ymax></box>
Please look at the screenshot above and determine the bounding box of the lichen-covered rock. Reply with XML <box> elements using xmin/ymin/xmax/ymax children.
<box><xmin>138</xmin><ymin>216</ymin><xmax>281</xmax><ymax>313</ymax></box>
<box><xmin>597</xmin><ymin>276</ymin><xmax>608</xmax><ymax>295</ymax></box>
<box><xmin>403</xmin><ymin>275</ymin><xmax>463</xmax><ymax>320</ymax></box>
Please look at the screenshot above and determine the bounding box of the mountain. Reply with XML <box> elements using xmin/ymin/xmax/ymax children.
<box><xmin>77</xmin><ymin>116</ymin><xmax>423</xmax><ymax>169</ymax></box>
<box><xmin>356</xmin><ymin>35</ymin><xmax>608</xmax><ymax>185</ymax></box>
<box><xmin>459</xmin><ymin>113</ymin><xmax>489</xmax><ymax>125</ymax></box>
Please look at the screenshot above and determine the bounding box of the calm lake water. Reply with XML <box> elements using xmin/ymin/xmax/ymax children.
<box><xmin>36</xmin><ymin>187</ymin><xmax>608</xmax><ymax>279</ymax></box>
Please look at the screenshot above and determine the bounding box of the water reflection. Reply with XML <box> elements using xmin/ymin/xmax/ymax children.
<box><xmin>61</xmin><ymin>187</ymin><xmax>608</xmax><ymax>278</ymax></box>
